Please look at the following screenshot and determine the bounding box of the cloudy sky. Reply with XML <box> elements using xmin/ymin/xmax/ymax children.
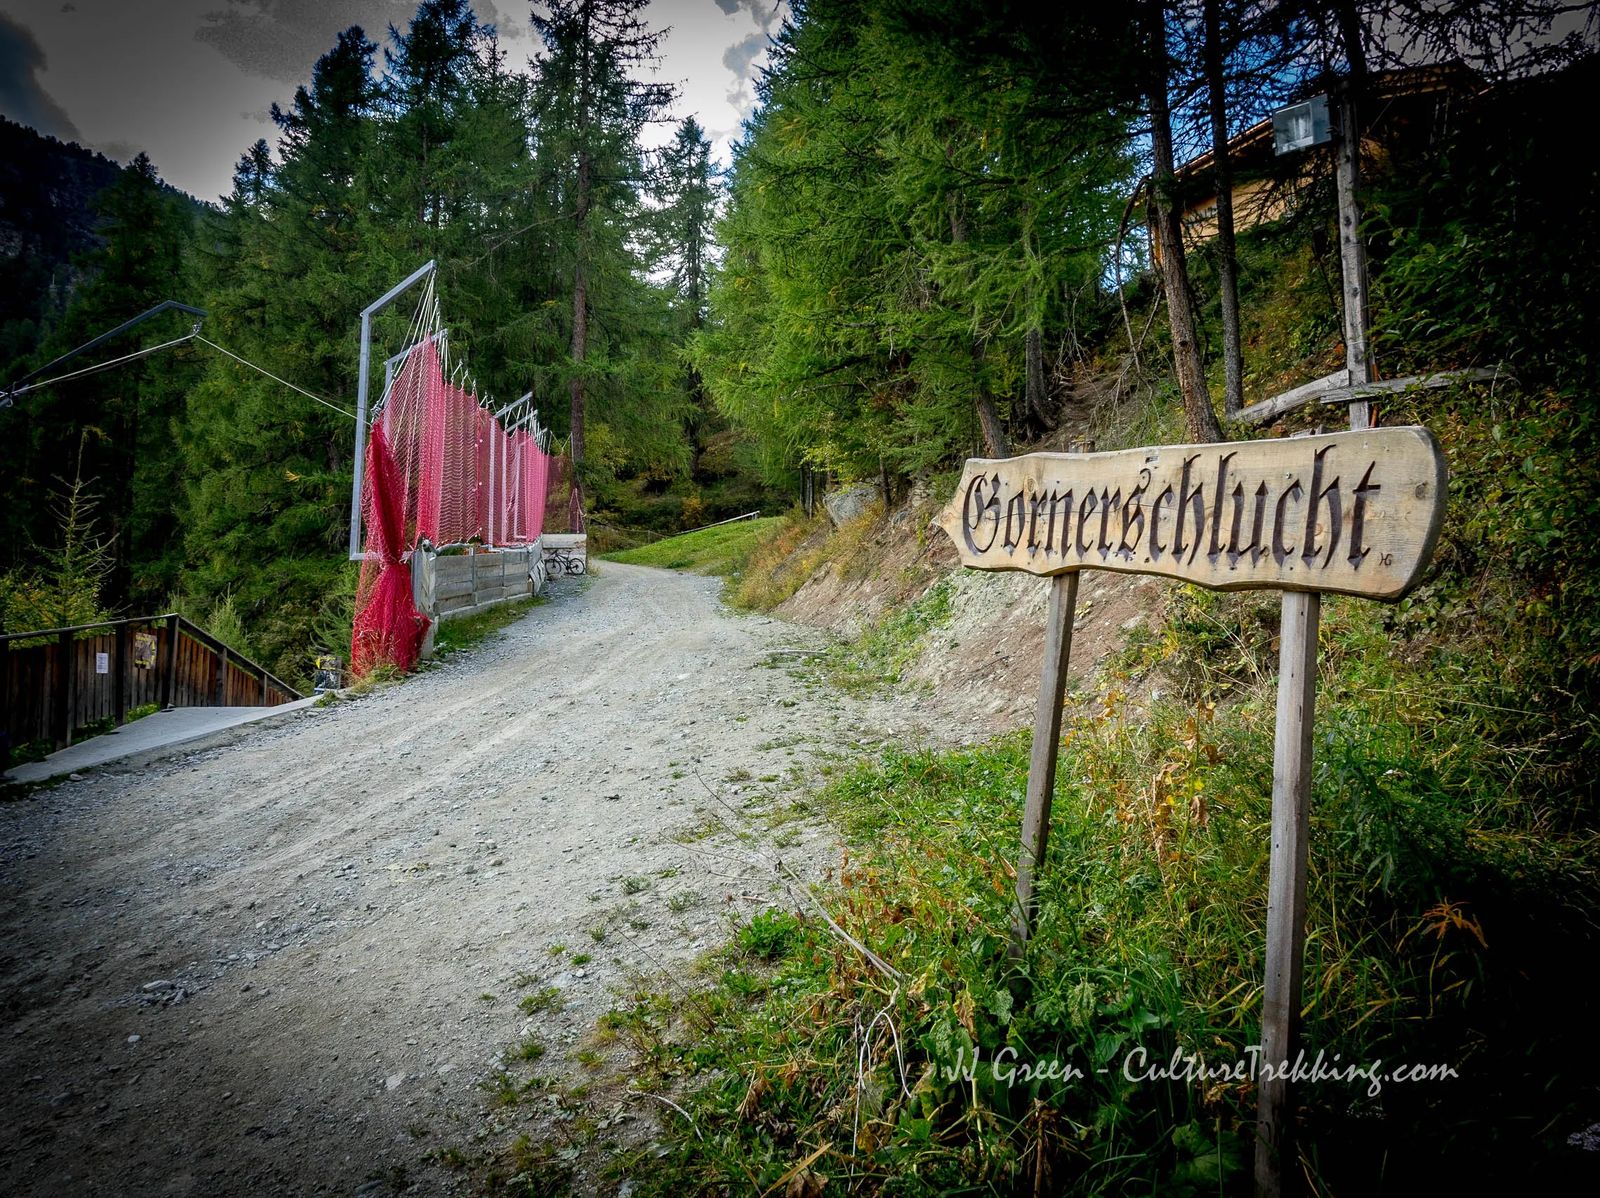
<box><xmin>0</xmin><ymin>0</ymin><xmax>786</xmax><ymax>201</ymax></box>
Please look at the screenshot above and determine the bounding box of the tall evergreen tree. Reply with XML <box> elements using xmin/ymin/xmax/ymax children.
<box><xmin>652</xmin><ymin>116</ymin><xmax>719</xmax><ymax>468</ymax></box>
<box><xmin>697</xmin><ymin>0</ymin><xmax>1138</xmax><ymax>484</ymax></box>
<box><xmin>182</xmin><ymin>26</ymin><xmax>382</xmax><ymax>677</ymax></box>
<box><xmin>5</xmin><ymin>152</ymin><xmax>197</xmax><ymax>608</ymax></box>
<box><xmin>1145</xmin><ymin>0</ymin><xmax>1223</xmax><ymax>442</ymax></box>
<box><xmin>528</xmin><ymin>0</ymin><xmax>675</xmax><ymax>516</ymax></box>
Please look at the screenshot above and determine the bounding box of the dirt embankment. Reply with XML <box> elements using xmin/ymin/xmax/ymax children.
<box><xmin>774</xmin><ymin>487</ymin><xmax>1161</xmax><ymax>735</ymax></box>
<box><xmin>0</xmin><ymin>564</ymin><xmax>964</xmax><ymax>1197</ymax></box>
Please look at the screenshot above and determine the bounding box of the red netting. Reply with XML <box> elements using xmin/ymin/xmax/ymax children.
<box><xmin>351</xmin><ymin>338</ymin><xmax>569</xmax><ymax>675</ymax></box>
<box><xmin>352</xmin><ymin>421</ymin><xmax>428</xmax><ymax>675</ymax></box>
<box><xmin>542</xmin><ymin>454</ymin><xmax>585</xmax><ymax>534</ymax></box>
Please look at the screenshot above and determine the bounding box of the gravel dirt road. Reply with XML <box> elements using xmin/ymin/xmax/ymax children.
<box><xmin>1</xmin><ymin>562</ymin><xmax>952</xmax><ymax>1196</ymax></box>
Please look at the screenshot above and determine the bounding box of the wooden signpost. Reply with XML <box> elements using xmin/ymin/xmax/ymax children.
<box><xmin>935</xmin><ymin>425</ymin><xmax>1446</xmax><ymax>1198</ymax></box>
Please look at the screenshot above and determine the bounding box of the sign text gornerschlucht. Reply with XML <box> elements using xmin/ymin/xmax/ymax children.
<box><xmin>935</xmin><ymin>427</ymin><xmax>1445</xmax><ymax>600</ymax></box>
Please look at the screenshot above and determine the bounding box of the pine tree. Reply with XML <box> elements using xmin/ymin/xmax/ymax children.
<box><xmin>697</xmin><ymin>0</ymin><xmax>1139</xmax><ymax>485</ymax></box>
<box><xmin>529</xmin><ymin>0</ymin><xmax>675</xmax><ymax>517</ymax></box>
<box><xmin>8</xmin><ymin>152</ymin><xmax>197</xmax><ymax>609</ymax></box>
<box><xmin>182</xmin><ymin>26</ymin><xmax>382</xmax><ymax>680</ymax></box>
<box><xmin>1145</xmin><ymin>0</ymin><xmax>1223</xmax><ymax>443</ymax></box>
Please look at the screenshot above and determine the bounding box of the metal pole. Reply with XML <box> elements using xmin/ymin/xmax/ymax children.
<box><xmin>349</xmin><ymin>309</ymin><xmax>375</xmax><ymax>559</ymax></box>
<box><xmin>349</xmin><ymin>261</ymin><xmax>436</xmax><ymax>561</ymax></box>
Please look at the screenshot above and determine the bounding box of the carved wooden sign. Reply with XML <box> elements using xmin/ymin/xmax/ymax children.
<box><xmin>935</xmin><ymin>427</ymin><xmax>1447</xmax><ymax>600</ymax></box>
<box><xmin>939</xmin><ymin>425</ymin><xmax>1450</xmax><ymax>1198</ymax></box>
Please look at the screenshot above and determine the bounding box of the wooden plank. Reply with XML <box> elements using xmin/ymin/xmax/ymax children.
<box><xmin>1234</xmin><ymin>370</ymin><xmax>1348</xmax><ymax>426</ymax></box>
<box><xmin>54</xmin><ymin>630</ymin><xmax>73</xmax><ymax>748</ymax></box>
<box><xmin>114</xmin><ymin>624</ymin><xmax>128</xmax><ymax>726</ymax></box>
<box><xmin>162</xmin><ymin>616</ymin><xmax>179</xmax><ymax>709</ymax></box>
<box><xmin>934</xmin><ymin>428</ymin><xmax>1446</xmax><ymax>600</ymax></box>
<box><xmin>1237</xmin><ymin>368</ymin><xmax>1501</xmax><ymax>427</ymax></box>
<box><xmin>436</xmin><ymin>580</ymin><xmax>474</xmax><ymax>601</ymax></box>
<box><xmin>1254</xmin><ymin>590</ymin><xmax>1321</xmax><ymax>1198</ymax></box>
<box><xmin>1009</xmin><ymin>572</ymin><xmax>1079</xmax><ymax>953</ymax></box>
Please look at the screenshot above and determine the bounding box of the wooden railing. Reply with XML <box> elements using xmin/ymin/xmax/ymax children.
<box><xmin>2</xmin><ymin>613</ymin><xmax>302</xmax><ymax>751</ymax></box>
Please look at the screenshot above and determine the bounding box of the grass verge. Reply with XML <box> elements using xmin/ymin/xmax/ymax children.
<box><xmin>597</xmin><ymin>594</ymin><xmax>1598</xmax><ymax>1194</ymax></box>
<box><xmin>432</xmin><ymin>596</ymin><xmax>544</xmax><ymax>660</ymax></box>
<box><xmin>601</xmin><ymin>517</ymin><xmax>784</xmax><ymax>577</ymax></box>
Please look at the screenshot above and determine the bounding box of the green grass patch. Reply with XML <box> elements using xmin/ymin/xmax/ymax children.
<box><xmin>601</xmin><ymin>583</ymin><xmax>1598</xmax><ymax>1195</ymax></box>
<box><xmin>431</xmin><ymin>595</ymin><xmax>543</xmax><ymax>660</ymax></box>
<box><xmin>824</xmin><ymin>578</ymin><xmax>954</xmax><ymax>693</ymax></box>
<box><xmin>601</xmin><ymin>516</ymin><xmax>783</xmax><ymax>577</ymax></box>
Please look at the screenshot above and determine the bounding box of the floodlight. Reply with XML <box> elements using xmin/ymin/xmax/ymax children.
<box><xmin>1272</xmin><ymin>95</ymin><xmax>1332</xmax><ymax>154</ymax></box>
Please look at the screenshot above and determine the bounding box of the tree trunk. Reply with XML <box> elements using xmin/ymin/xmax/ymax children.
<box><xmin>567</xmin><ymin>3</ymin><xmax>594</xmax><ymax>526</ymax></box>
<box><xmin>1146</xmin><ymin>0</ymin><xmax>1223</xmax><ymax>443</ymax></box>
<box><xmin>975</xmin><ymin>392</ymin><xmax>1011</xmax><ymax>458</ymax></box>
<box><xmin>1025</xmin><ymin>325</ymin><xmax>1052</xmax><ymax>431</ymax></box>
<box><xmin>948</xmin><ymin>197</ymin><xmax>1012</xmax><ymax>457</ymax></box>
<box><xmin>1203</xmin><ymin>0</ymin><xmax>1244</xmax><ymax>420</ymax></box>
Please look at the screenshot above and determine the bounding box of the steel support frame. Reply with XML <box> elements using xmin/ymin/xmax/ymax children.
<box><xmin>349</xmin><ymin>261</ymin><xmax>436</xmax><ymax>560</ymax></box>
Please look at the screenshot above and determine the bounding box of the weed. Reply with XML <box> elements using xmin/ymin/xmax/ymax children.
<box><xmin>478</xmin><ymin>1070</ymin><xmax>521</xmax><ymax>1108</ymax></box>
<box><xmin>519</xmin><ymin>987</ymin><xmax>564</xmax><ymax>1016</ymax></box>
<box><xmin>824</xmin><ymin>578</ymin><xmax>954</xmax><ymax>694</ymax></box>
<box><xmin>426</xmin><ymin>1145</ymin><xmax>466</xmax><ymax>1170</ymax></box>
<box><xmin>431</xmin><ymin>596</ymin><xmax>543</xmax><ymax>661</ymax></box>
<box><xmin>509</xmin><ymin>1034</ymin><xmax>545</xmax><ymax>1063</ymax></box>
<box><xmin>620</xmin><ymin>875</ymin><xmax>649</xmax><ymax>894</ymax></box>
<box><xmin>735</xmin><ymin>909</ymin><xmax>800</xmax><ymax>961</ymax></box>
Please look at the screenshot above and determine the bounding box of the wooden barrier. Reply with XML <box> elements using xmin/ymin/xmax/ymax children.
<box><xmin>431</xmin><ymin>547</ymin><xmax>537</xmax><ymax>620</ymax></box>
<box><xmin>2</xmin><ymin>614</ymin><xmax>301</xmax><ymax>751</ymax></box>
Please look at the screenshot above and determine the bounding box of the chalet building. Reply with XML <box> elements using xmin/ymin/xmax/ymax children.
<box><xmin>1154</xmin><ymin>62</ymin><xmax>1486</xmax><ymax>256</ymax></box>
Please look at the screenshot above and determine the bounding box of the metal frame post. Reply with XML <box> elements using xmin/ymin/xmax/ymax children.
<box><xmin>349</xmin><ymin>261</ymin><xmax>437</xmax><ymax>560</ymax></box>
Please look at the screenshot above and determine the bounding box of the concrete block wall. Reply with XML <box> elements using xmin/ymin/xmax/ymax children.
<box><xmin>432</xmin><ymin>546</ymin><xmax>538</xmax><ymax>621</ymax></box>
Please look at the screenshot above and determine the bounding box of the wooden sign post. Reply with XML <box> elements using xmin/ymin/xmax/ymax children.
<box><xmin>936</xmin><ymin>426</ymin><xmax>1446</xmax><ymax>1198</ymax></box>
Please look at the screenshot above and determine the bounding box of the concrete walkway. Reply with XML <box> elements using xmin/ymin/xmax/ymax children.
<box><xmin>2</xmin><ymin>698</ymin><xmax>318</xmax><ymax>785</ymax></box>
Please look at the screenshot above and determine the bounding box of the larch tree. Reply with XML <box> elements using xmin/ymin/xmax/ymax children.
<box><xmin>528</xmin><ymin>0</ymin><xmax>674</xmax><ymax>519</ymax></box>
<box><xmin>1145</xmin><ymin>0</ymin><xmax>1223</xmax><ymax>442</ymax></box>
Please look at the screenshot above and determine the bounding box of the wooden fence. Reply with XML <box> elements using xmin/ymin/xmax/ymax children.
<box><xmin>2</xmin><ymin>614</ymin><xmax>301</xmax><ymax>751</ymax></box>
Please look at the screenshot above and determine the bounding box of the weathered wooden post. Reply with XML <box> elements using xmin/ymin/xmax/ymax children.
<box><xmin>1255</xmin><ymin>587</ymin><xmax>1319</xmax><ymax>1195</ymax></box>
<box><xmin>53</xmin><ymin>628</ymin><xmax>74</xmax><ymax>748</ymax></box>
<box><xmin>937</xmin><ymin>428</ymin><xmax>1446</xmax><ymax>1196</ymax></box>
<box><xmin>113</xmin><ymin>620</ymin><xmax>129</xmax><ymax>727</ymax></box>
<box><xmin>1010</xmin><ymin>572</ymin><xmax>1079</xmax><ymax>952</ymax></box>
<box><xmin>162</xmin><ymin>614</ymin><xmax>180</xmax><ymax>710</ymax></box>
